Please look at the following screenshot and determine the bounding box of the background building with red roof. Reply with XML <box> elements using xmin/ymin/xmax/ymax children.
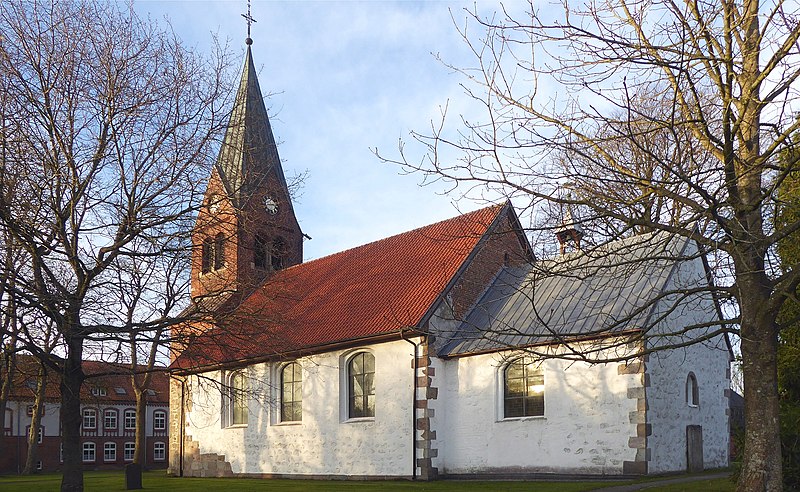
<box><xmin>1</xmin><ymin>356</ymin><xmax>169</xmax><ymax>473</ymax></box>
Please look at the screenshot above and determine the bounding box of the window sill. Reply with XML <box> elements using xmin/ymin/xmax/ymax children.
<box><xmin>343</xmin><ymin>417</ymin><xmax>375</xmax><ymax>424</ymax></box>
<box><xmin>499</xmin><ymin>415</ymin><xmax>546</xmax><ymax>422</ymax></box>
<box><xmin>688</xmin><ymin>404</ymin><xmax>699</xmax><ymax>409</ymax></box>
<box><xmin>225</xmin><ymin>424</ymin><xmax>248</xmax><ymax>429</ymax></box>
<box><xmin>275</xmin><ymin>420</ymin><xmax>302</xmax><ymax>426</ymax></box>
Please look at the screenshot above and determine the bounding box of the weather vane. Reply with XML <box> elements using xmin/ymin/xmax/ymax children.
<box><xmin>241</xmin><ymin>0</ymin><xmax>256</xmax><ymax>45</ymax></box>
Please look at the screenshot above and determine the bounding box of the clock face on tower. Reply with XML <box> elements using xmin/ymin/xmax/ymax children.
<box><xmin>264</xmin><ymin>196</ymin><xmax>278</xmax><ymax>215</ymax></box>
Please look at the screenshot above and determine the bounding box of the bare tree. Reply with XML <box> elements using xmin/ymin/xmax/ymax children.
<box><xmin>382</xmin><ymin>2</ymin><xmax>800</xmax><ymax>490</ymax></box>
<box><xmin>0</xmin><ymin>1</ymin><xmax>231</xmax><ymax>490</ymax></box>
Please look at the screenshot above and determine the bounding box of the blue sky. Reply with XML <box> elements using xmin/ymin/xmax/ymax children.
<box><xmin>134</xmin><ymin>0</ymin><xmax>502</xmax><ymax>261</ymax></box>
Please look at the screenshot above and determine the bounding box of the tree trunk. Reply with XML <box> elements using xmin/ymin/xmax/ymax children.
<box><xmin>737</xmin><ymin>274</ymin><xmax>784</xmax><ymax>491</ymax></box>
<box><xmin>0</xmin><ymin>346</ymin><xmax>15</xmax><ymax>459</ymax></box>
<box><xmin>60</xmin><ymin>335</ymin><xmax>84</xmax><ymax>492</ymax></box>
<box><xmin>22</xmin><ymin>362</ymin><xmax>46</xmax><ymax>474</ymax></box>
<box><xmin>133</xmin><ymin>389</ymin><xmax>147</xmax><ymax>467</ymax></box>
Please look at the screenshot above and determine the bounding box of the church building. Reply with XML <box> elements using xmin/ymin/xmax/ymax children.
<box><xmin>168</xmin><ymin>37</ymin><xmax>732</xmax><ymax>480</ymax></box>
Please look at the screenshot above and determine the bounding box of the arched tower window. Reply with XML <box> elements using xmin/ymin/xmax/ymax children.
<box><xmin>686</xmin><ymin>372</ymin><xmax>699</xmax><ymax>407</ymax></box>
<box><xmin>201</xmin><ymin>237</ymin><xmax>214</xmax><ymax>274</ymax></box>
<box><xmin>254</xmin><ymin>235</ymin><xmax>268</xmax><ymax>269</ymax></box>
<box><xmin>272</xmin><ymin>237</ymin><xmax>286</xmax><ymax>270</ymax></box>
<box><xmin>214</xmin><ymin>233</ymin><xmax>226</xmax><ymax>270</ymax></box>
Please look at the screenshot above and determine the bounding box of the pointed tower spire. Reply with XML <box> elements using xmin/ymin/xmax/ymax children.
<box><xmin>190</xmin><ymin>22</ymin><xmax>303</xmax><ymax>301</ymax></box>
<box><xmin>555</xmin><ymin>187</ymin><xmax>584</xmax><ymax>255</ymax></box>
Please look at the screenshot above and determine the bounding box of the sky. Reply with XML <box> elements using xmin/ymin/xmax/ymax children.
<box><xmin>133</xmin><ymin>0</ymin><xmax>506</xmax><ymax>261</ymax></box>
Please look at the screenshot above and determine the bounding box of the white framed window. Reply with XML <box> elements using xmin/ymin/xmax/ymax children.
<box><xmin>36</xmin><ymin>461</ymin><xmax>42</xmax><ymax>470</ymax></box>
<box><xmin>91</xmin><ymin>387</ymin><xmax>107</xmax><ymax>397</ymax></box>
<box><xmin>82</xmin><ymin>408</ymin><xmax>97</xmax><ymax>429</ymax></box>
<box><xmin>503</xmin><ymin>357</ymin><xmax>545</xmax><ymax>418</ymax></box>
<box><xmin>82</xmin><ymin>442</ymin><xmax>96</xmax><ymax>462</ymax></box>
<box><xmin>124</xmin><ymin>442</ymin><xmax>135</xmax><ymax>461</ymax></box>
<box><xmin>104</xmin><ymin>409</ymin><xmax>118</xmax><ymax>430</ymax></box>
<box><xmin>686</xmin><ymin>372</ymin><xmax>700</xmax><ymax>407</ymax></box>
<box><xmin>280</xmin><ymin>363</ymin><xmax>302</xmax><ymax>422</ymax></box>
<box><xmin>124</xmin><ymin>409</ymin><xmax>136</xmax><ymax>430</ymax></box>
<box><xmin>27</xmin><ymin>425</ymin><xmax>43</xmax><ymax>444</ymax></box>
<box><xmin>347</xmin><ymin>352</ymin><xmax>375</xmax><ymax>419</ymax></box>
<box><xmin>104</xmin><ymin>442</ymin><xmax>116</xmax><ymax>462</ymax></box>
<box><xmin>225</xmin><ymin>371</ymin><xmax>248</xmax><ymax>427</ymax></box>
<box><xmin>153</xmin><ymin>410</ymin><xmax>167</xmax><ymax>431</ymax></box>
<box><xmin>153</xmin><ymin>441</ymin><xmax>166</xmax><ymax>461</ymax></box>
<box><xmin>60</xmin><ymin>443</ymin><xmax>63</xmax><ymax>463</ymax></box>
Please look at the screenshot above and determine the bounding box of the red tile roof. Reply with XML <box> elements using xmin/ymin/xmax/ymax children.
<box><xmin>6</xmin><ymin>355</ymin><xmax>169</xmax><ymax>405</ymax></box>
<box><xmin>173</xmin><ymin>204</ymin><xmax>506</xmax><ymax>371</ymax></box>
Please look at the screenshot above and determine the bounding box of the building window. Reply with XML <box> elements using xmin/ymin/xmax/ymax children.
<box><xmin>280</xmin><ymin>363</ymin><xmax>302</xmax><ymax>422</ymax></box>
<box><xmin>82</xmin><ymin>442</ymin><xmax>96</xmax><ymax>462</ymax></box>
<box><xmin>154</xmin><ymin>441</ymin><xmax>166</xmax><ymax>461</ymax></box>
<box><xmin>214</xmin><ymin>233</ymin><xmax>226</xmax><ymax>270</ymax></box>
<box><xmin>104</xmin><ymin>442</ymin><xmax>116</xmax><ymax>462</ymax></box>
<box><xmin>60</xmin><ymin>443</ymin><xmax>63</xmax><ymax>462</ymax></box>
<box><xmin>83</xmin><ymin>408</ymin><xmax>97</xmax><ymax>429</ymax></box>
<box><xmin>37</xmin><ymin>426</ymin><xmax>43</xmax><ymax>444</ymax></box>
<box><xmin>124</xmin><ymin>409</ymin><xmax>136</xmax><ymax>430</ymax></box>
<box><xmin>227</xmin><ymin>371</ymin><xmax>248</xmax><ymax>426</ymax></box>
<box><xmin>153</xmin><ymin>410</ymin><xmax>166</xmax><ymax>431</ymax></box>
<box><xmin>687</xmin><ymin>372</ymin><xmax>699</xmax><ymax>407</ymax></box>
<box><xmin>254</xmin><ymin>235</ymin><xmax>268</xmax><ymax>269</ymax></box>
<box><xmin>348</xmin><ymin>352</ymin><xmax>375</xmax><ymax>418</ymax></box>
<box><xmin>504</xmin><ymin>357</ymin><xmax>545</xmax><ymax>418</ymax></box>
<box><xmin>124</xmin><ymin>442</ymin><xmax>135</xmax><ymax>461</ymax></box>
<box><xmin>271</xmin><ymin>236</ymin><xmax>286</xmax><ymax>270</ymax></box>
<box><xmin>104</xmin><ymin>409</ymin><xmax>118</xmax><ymax>430</ymax></box>
<box><xmin>91</xmin><ymin>387</ymin><xmax>107</xmax><ymax>397</ymax></box>
<box><xmin>36</xmin><ymin>461</ymin><xmax>42</xmax><ymax>470</ymax></box>
<box><xmin>201</xmin><ymin>237</ymin><xmax>214</xmax><ymax>273</ymax></box>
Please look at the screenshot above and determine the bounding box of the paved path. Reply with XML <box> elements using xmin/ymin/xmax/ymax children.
<box><xmin>591</xmin><ymin>472</ymin><xmax>731</xmax><ymax>491</ymax></box>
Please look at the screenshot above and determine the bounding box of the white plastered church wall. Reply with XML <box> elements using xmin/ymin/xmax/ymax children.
<box><xmin>437</xmin><ymin>346</ymin><xmax>640</xmax><ymax>475</ymax></box>
<box><xmin>644</xmin><ymin>245</ymin><xmax>730</xmax><ymax>473</ymax></box>
<box><xmin>184</xmin><ymin>339</ymin><xmax>416</xmax><ymax>476</ymax></box>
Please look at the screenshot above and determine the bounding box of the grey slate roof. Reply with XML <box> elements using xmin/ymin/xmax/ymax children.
<box><xmin>216</xmin><ymin>45</ymin><xmax>289</xmax><ymax>207</ymax></box>
<box><xmin>440</xmin><ymin>232</ymin><xmax>695</xmax><ymax>356</ymax></box>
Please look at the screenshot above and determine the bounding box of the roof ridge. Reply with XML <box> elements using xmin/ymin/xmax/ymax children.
<box><xmin>293</xmin><ymin>204</ymin><xmax>504</xmax><ymax>267</ymax></box>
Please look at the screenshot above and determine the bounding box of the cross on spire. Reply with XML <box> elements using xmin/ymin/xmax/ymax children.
<box><xmin>241</xmin><ymin>0</ymin><xmax>256</xmax><ymax>45</ymax></box>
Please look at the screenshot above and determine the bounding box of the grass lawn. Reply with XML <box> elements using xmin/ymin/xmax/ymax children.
<box><xmin>0</xmin><ymin>470</ymin><xmax>734</xmax><ymax>492</ymax></box>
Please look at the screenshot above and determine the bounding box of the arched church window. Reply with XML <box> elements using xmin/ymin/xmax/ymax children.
<box><xmin>348</xmin><ymin>352</ymin><xmax>375</xmax><ymax>418</ymax></box>
<box><xmin>503</xmin><ymin>357</ymin><xmax>544</xmax><ymax>418</ymax></box>
<box><xmin>272</xmin><ymin>237</ymin><xmax>286</xmax><ymax>270</ymax></box>
<box><xmin>686</xmin><ymin>372</ymin><xmax>699</xmax><ymax>407</ymax></box>
<box><xmin>214</xmin><ymin>233</ymin><xmax>225</xmax><ymax>270</ymax></box>
<box><xmin>228</xmin><ymin>371</ymin><xmax>248</xmax><ymax>426</ymax></box>
<box><xmin>201</xmin><ymin>238</ymin><xmax>214</xmax><ymax>274</ymax></box>
<box><xmin>254</xmin><ymin>235</ymin><xmax>268</xmax><ymax>269</ymax></box>
<box><xmin>280</xmin><ymin>362</ymin><xmax>302</xmax><ymax>422</ymax></box>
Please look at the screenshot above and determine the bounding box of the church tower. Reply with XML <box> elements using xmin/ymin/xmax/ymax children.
<box><xmin>191</xmin><ymin>37</ymin><xmax>303</xmax><ymax>300</ymax></box>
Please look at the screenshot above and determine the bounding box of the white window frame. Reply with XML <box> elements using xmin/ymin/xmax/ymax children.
<box><xmin>82</xmin><ymin>408</ymin><xmax>97</xmax><ymax>429</ymax></box>
<box><xmin>153</xmin><ymin>410</ymin><xmax>167</xmax><ymax>431</ymax></box>
<box><xmin>124</xmin><ymin>442</ymin><xmax>135</xmax><ymax>461</ymax></box>
<box><xmin>104</xmin><ymin>409</ymin><xmax>118</xmax><ymax>430</ymax></box>
<box><xmin>224</xmin><ymin>370</ymin><xmax>249</xmax><ymax>427</ymax></box>
<box><xmin>341</xmin><ymin>351</ymin><xmax>376</xmax><ymax>421</ymax></box>
<box><xmin>499</xmin><ymin>356</ymin><xmax>545</xmax><ymax>420</ymax></box>
<box><xmin>82</xmin><ymin>442</ymin><xmax>96</xmax><ymax>462</ymax></box>
<box><xmin>153</xmin><ymin>441</ymin><xmax>166</xmax><ymax>461</ymax></box>
<box><xmin>687</xmin><ymin>372</ymin><xmax>700</xmax><ymax>407</ymax></box>
<box><xmin>279</xmin><ymin>362</ymin><xmax>303</xmax><ymax>423</ymax></box>
<box><xmin>104</xmin><ymin>442</ymin><xmax>116</xmax><ymax>462</ymax></box>
<box><xmin>124</xmin><ymin>409</ymin><xmax>136</xmax><ymax>430</ymax></box>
